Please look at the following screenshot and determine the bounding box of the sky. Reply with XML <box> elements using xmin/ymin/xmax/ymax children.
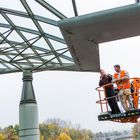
<box><xmin>0</xmin><ymin>0</ymin><xmax>139</xmax><ymax>133</ymax></box>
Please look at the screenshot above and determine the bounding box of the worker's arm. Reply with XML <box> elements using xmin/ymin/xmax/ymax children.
<box><xmin>112</xmin><ymin>71</ymin><xmax>129</xmax><ymax>83</ymax></box>
<box><xmin>112</xmin><ymin>76</ymin><xmax>122</xmax><ymax>84</ymax></box>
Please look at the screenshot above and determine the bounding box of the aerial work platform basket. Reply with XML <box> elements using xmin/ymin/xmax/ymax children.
<box><xmin>96</xmin><ymin>78</ymin><xmax>140</xmax><ymax>123</ymax></box>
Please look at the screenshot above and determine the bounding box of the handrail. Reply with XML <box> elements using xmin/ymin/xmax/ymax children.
<box><xmin>95</xmin><ymin>77</ymin><xmax>140</xmax><ymax>91</ymax></box>
<box><xmin>96</xmin><ymin>91</ymin><xmax>139</xmax><ymax>104</ymax></box>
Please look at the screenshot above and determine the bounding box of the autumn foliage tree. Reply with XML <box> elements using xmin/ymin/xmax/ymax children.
<box><xmin>132</xmin><ymin>123</ymin><xmax>138</xmax><ymax>139</ymax></box>
<box><xmin>0</xmin><ymin>118</ymin><xmax>94</xmax><ymax>140</ymax></box>
<box><xmin>39</xmin><ymin>118</ymin><xmax>94</xmax><ymax>140</ymax></box>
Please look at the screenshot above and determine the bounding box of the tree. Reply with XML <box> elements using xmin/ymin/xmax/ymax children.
<box><xmin>0</xmin><ymin>133</ymin><xmax>5</xmax><ymax>140</ymax></box>
<box><xmin>57</xmin><ymin>132</ymin><xmax>72</xmax><ymax>140</ymax></box>
<box><xmin>3</xmin><ymin>125</ymin><xmax>19</xmax><ymax>140</ymax></box>
<box><xmin>0</xmin><ymin>118</ymin><xmax>95</xmax><ymax>140</ymax></box>
<box><xmin>40</xmin><ymin>118</ymin><xmax>94</xmax><ymax>140</ymax></box>
<box><xmin>132</xmin><ymin>124</ymin><xmax>138</xmax><ymax>139</ymax></box>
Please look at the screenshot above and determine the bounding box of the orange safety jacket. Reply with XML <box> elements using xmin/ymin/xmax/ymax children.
<box><xmin>133</xmin><ymin>79</ymin><xmax>140</xmax><ymax>89</ymax></box>
<box><xmin>132</xmin><ymin>79</ymin><xmax>140</xmax><ymax>109</ymax></box>
<box><xmin>114</xmin><ymin>70</ymin><xmax>131</xmax><ymax>90</ymax></box>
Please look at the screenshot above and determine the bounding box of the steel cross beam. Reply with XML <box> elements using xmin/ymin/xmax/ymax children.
<box><xmin>0</xmin><ymin>28</ymin><xmax>13</xmax><ymax>45</ymax></box>
<box><xmin>1</xmin><ymin>13</ymin><xmax>50</xmax><ymax>68</ymax></box>
<box><xmin>1</xmin><ymin>13</ymin><xmax>35</xmax><ymax>67</ymax></box>
<box><xmin>34</xmin><ymin>49</ymin><xmax>69</xmax><ymax>71</ymax></box>
<box><xmin>0</xmin><ymin>28</ymin><xmax>13</xmax><ymax>38</ymax></box>
<box><xmin>0</xmin><ymin>7</ymin><xmax>58</xmax><ymax>26</ymax></box>
<box><xmin>0</xmin><ymin>38</ymin><xmax>73</xmax><ymax>62</ymax></box>
<box><xmin>35</xmin><ymin>0</ymin><xmax>67</xmax><ymax>19</ymax></box>
<box><xmin>20</xmin><ymin>0</ymin><xmax>63</xmax><ymax>66</ymax></box>
<box><xmin>0</xmin><ymin>32</ymin><xmax>23</xmax><ymax>70</ymax></box>
<box><xmin>10</xmin><ymin>36</ymin><xmax>42</xmax><ymax>62</ymax></box>
<box><xmin>0</xmin><ymin>23</ymin><xmax>65</xmax><ymax>44</ymax></box>
<box><xmin>0</xmin><ymin>35</ymin><xmax>41</xmax><ymax>54</ymax></box>
<box><xmin>72</xmin><ymin>0</ymin><xmax>78</xmax><ymax>16</ymax></box>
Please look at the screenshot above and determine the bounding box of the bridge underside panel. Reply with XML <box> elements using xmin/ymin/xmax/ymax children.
<box><xmin>59</xmin><ymin>3</ymin><xmax>140</xmax><ymax>72</ymax></box>
<box><xmin>70</xmin><ymin>40</ymin><xmax>100</xmax><ymax>72</ymax></box>
<box><xmin>57</xmin><ymin>35</ymin><xmax>100</xmax><ymax>72</ymax></box>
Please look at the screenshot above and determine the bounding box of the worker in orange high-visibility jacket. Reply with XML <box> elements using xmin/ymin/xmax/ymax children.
<box><xmin>132</xmin><ymin>79</ymin><xmax>140</xmax><ymax>109</ymax></box>
<box><xmin>112</xmin><ymin>65</ymin><xmax>134</xmax><ymax>111</ymax></box>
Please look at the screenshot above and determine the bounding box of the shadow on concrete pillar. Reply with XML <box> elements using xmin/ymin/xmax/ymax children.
<box><xmin>19</xmin><ymin>70</ymin><xmax>39</xmax><ymax>140</ymax></box>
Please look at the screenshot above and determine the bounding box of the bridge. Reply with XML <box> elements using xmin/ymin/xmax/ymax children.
<box><xmin>1</xmin><ymin>0</ymin><xmax>140</xmax><ymax>140</ymax></box>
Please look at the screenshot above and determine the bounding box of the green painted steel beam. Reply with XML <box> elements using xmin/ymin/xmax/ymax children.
<box><xmin>0</xmin><ymin>58</ymin><xmax>23</xmax><ymax>71</ymax></box>
<box><xmin>0</xmin><ymin>32</ymin><xmax>24</xmax><ymax>69</ymax></box>
<box><xmin>0</xmin><ymin>23</ymin><xmax>65</xmax><ymax>44</ymax></box>
<box><xmin>59</xmin><ymin>3</ymin><xmax>140</xmax><ymax>43</ymax></box>
<box><xmin>0</xmin><ymin>7</ymin><xmax>58</xmax><ymax>26</ymax></box>
<box><xmin>0</xmin><ymin>63</ymin><xmax>76</xmax><ymax>75</ymax></box>
<box><xmin>20</xmin><ymin>0</ymin><xmax>63</xmax><ymax>66</ymax></box>
<box><xmin>2</xmin><ymin>13</ymin><xmax>33</xmax><ymax>67</ymax></box>
<box><xmin>1</xmin><ymin>12</ymin><xmax>44</xmax><ymax>67</ymax></box>
<box><xmin>35</xmin><ymin>0</ymin><xmax>67</xmax><ymax>19</ymax></box>
<box><xmin>0</xmin><ymin>39</ymin><xmax>73</xmax><ymax>62</ymax></box>
<box><xmin>72</xmin><ymin>0</ymin><xmax>78</xmax><ymax>16</ymax></box>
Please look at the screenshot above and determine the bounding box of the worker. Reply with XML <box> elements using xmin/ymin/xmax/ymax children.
<box><xmin>112</xmin><ymin>65</ymin><xmax>134</xmax><ymax>111</ymax></box>
<box><xmin>131</xmin><ymin>79</ymin><xmax>140</xmax><ymax>109</ymax></box>
<box><xmin>99</xmin><ymin>69</ymin><xmax>120</xmax><ymax>114</ymax></box>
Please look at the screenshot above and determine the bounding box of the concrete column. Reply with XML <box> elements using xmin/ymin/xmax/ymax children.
<box><xmin>19</xmin><ymin>70</ymin><xmax>39</xmax><ymax>140</ymax></box>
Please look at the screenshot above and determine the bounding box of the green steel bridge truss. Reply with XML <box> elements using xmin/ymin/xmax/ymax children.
<box><xmin>0</xmin><ymin>0</ymin><xmax>77</xmax><ymax>74</ymax></box>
